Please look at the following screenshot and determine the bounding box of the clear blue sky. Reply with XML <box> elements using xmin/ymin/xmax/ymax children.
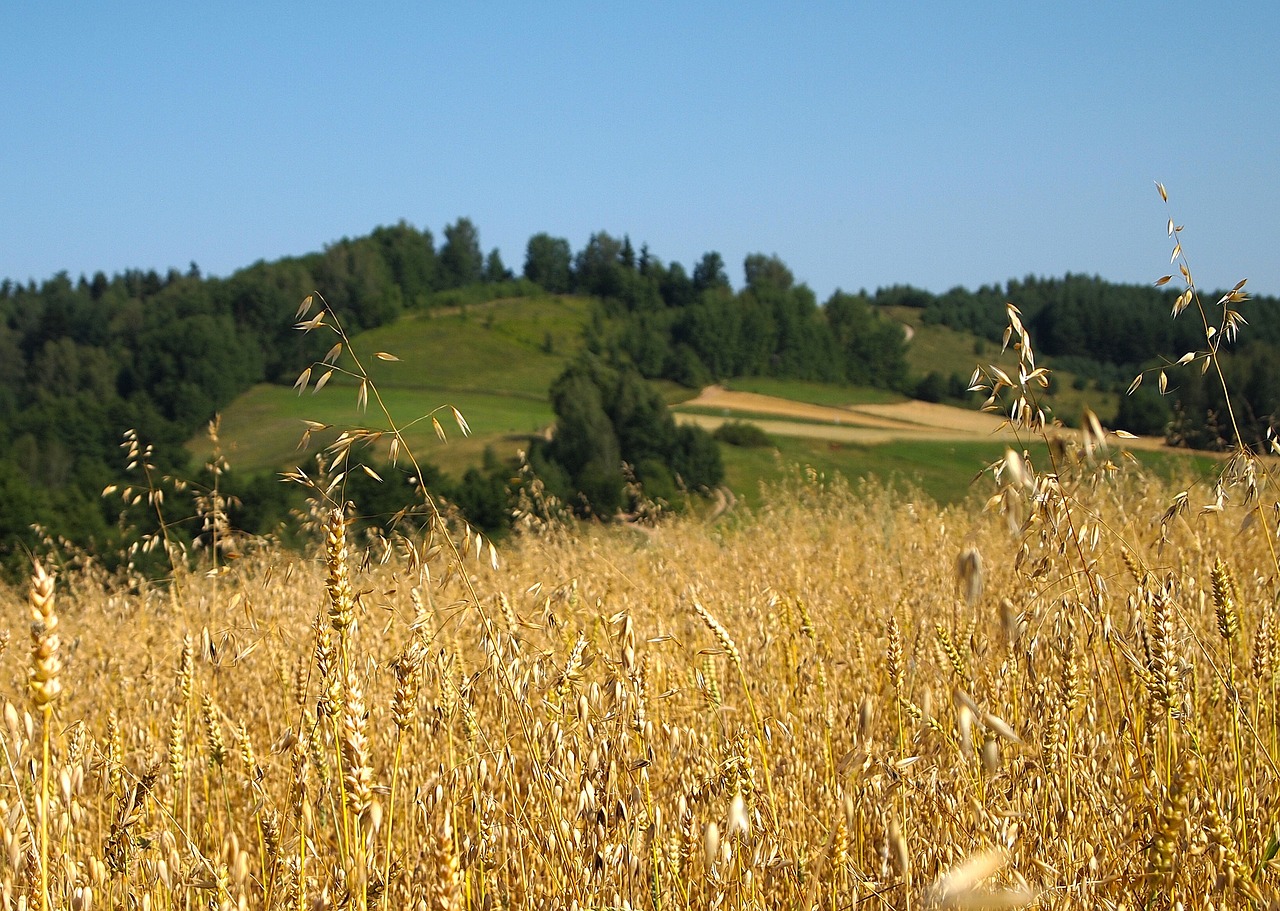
<box><xmin>4</xmin><ymin>3</ymin><xmax>1279</xmax><ymax>301</ymax></box>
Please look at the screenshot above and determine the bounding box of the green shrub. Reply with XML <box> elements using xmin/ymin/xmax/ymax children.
<box><xmin>713</xmin><ymin>420</ymin><xmax>774</xmax><ymax>448</ymax></box>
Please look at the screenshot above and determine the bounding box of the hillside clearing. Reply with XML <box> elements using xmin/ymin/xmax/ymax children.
<box><xmin>676</xmin><ymin>384</ymin><xmax>1170</xmax><ymax>452</ymax></box>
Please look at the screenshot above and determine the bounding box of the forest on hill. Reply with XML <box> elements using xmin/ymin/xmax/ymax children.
<box><xmin>1</xmin><ymin>218</ymin><xmax>1276</xmax><ymax>572</ymax></box>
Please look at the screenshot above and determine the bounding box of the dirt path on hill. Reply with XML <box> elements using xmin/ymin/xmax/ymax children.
<box><xmin>677</xmin><ymin>385</ymin><xmax>1172</xmax><ymax>452</ymax></box>
<box><xmin>676</xmin><ymin>413</ymin><xmax>1016</xmax><ymax>445</ymax></box>
<box><xmin>684</xmin><ymin>386</ymin><xmax>924</xmax><ymax>429</ymax></box>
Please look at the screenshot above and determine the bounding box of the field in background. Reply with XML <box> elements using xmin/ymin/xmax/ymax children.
<box><xmin>717</xmin><ymin>376</ymin><xmax>907</xmax><ymax>407</ymax></box>
<box><xmin>205</xmin><ymin>384</ymin><xmax>554</xmax><ymax>476</ymax></box>
<box><xmin>194</xmin><ymin>295</ymin><xmax>1180</xmax><ymax>507</ymax></box>
<box><xmin>888</xmin><ymin>305</ymin><xmax>1123</xmax><ymax>425</ymax></box>
<box><xmin>191</xmin><ymin>296</ymin><xmax>589</xmax><ymax>475</ymax></box>
<box><xmin>886</xmin><ymin>305</ymin><xmax>989</xmax><ymax>379</ymax></box>
<box><xmin>674</xmin><ymin>382</ymin><xmax>1197</xmax><ymax>506</ymax></box>
<box><xmin>714</xmin><ymin>429</ymin><xmax>1220</xmax><ymax>507</ymax></box>
<box><xmin>717</xmin><ymin>436</ymin><xmax>1009</xmax><ymax>506</ymax></box>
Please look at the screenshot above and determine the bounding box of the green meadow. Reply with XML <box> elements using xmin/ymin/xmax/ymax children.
<box><xmin>193</xmin><ymin>295</ymin><xmax>589</xmax><ymax>475</ymax></box>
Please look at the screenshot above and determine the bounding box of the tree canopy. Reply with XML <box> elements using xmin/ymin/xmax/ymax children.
<box><xmin>531</xmin><ymin>354</ymin><xmax>724</xmax><ymax>517</ymax></box>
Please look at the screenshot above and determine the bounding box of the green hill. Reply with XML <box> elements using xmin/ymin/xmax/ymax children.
<box><xmin>193</xmin><ymin>292</ymin><xmax>1204</xmax><ymax>513</ymax></box>
<box><xmin>188</xmin><ymin>295</ymin><xmax>591</xmax><ymax>475</ymax></box>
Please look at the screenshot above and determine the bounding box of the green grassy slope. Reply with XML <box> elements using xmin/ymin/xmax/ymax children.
<box><xmin>886</xmin><ymin>305</ymin><xmax>1121</xmax><ymax>424</ymax></box>
<box><xmin>719</xmin><ymin>436</ymin><xmax>1004</xmax><ymax>507</ymax></box>
<box><xmin>719</xmin><ymin>434</ymin><xmax>1220</xmax><ymax>508</ymax></box>
<box><xmin>191</xmin><ymin>295</ymin><xmax>589</xmax><ymax>475</ymax></box>
<box><xmin>352</xmin><ymin>296</ymin><xmax>590</xmax><ymax>396</ymax></box>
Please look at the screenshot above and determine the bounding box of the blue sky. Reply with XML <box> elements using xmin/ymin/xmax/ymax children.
<box><xmin>4</xmin><ymin>3</ymin><xmax>1279</xmax><ymax>301</ymax></box>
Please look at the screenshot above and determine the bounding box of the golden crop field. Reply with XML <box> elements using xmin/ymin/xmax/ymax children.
<box><xmin>6</xmin><ymin>433</ymin><xmax>1280</xmax><ymax>910</ymax></box>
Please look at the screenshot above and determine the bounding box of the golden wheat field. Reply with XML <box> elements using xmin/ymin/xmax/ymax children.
<box><xmin>4</xmin><ymin>448</ymin><xmax>1280</xmax><ymax>911</ymax></box>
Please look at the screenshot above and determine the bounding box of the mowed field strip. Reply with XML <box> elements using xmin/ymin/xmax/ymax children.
<box><xmin>674</xmin><ymin>384</ymin><xmax>1171</xmax><ymax>451</ymax></box>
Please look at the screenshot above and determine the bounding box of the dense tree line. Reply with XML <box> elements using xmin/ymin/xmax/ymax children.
<box><xmin>527</xmin><ymin>355</ymin><xmax>723</xmax><ymax>517</ymax></box>
<box><xmin>541</xmin><ymin>230</ymin><xmax>911</xmax><ymax>392</ymax></box>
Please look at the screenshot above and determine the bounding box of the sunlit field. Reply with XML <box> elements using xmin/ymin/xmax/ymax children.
<box><xmin>6</xmin><ymin>435</ymin><xmax>1280</xmax><ymax>909</ymax></box>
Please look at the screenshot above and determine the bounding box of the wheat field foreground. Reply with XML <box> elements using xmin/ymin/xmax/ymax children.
<box><xmin>4</xmin><ymin>459</ymin><xmax>1279</xmax><ymax>911</ymax></box>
